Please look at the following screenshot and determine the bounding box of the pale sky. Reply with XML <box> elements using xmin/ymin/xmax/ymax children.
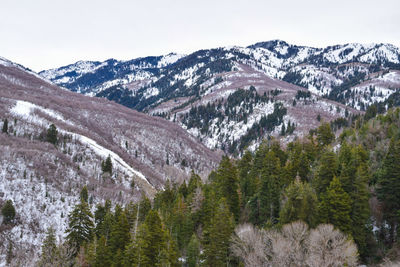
<box><xmin>1</xmin><ymin>0</ymin><xmax>399</xmax><ymax>72</ymax></box>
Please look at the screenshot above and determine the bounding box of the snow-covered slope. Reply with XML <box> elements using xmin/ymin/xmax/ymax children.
<box><xmin>41</xmin><ymin>40</ymin><xmax>400</xmax><ymax>114</ymax></box>
<box><xmin>0</xmin><ymin>60</ymin><xmax>220</xmax><ymax>265</ymax></box>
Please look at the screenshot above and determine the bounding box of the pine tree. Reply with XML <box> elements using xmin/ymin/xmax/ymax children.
<box><xmin>316</xmin><ymin>122</ymin><xmax>335</xmax><ymax>147</ymax></box>
<box><xmin>37</xmin><ymin>227</ymin><xmax>58</xmax><ymax>267</ymax></box>
<box><xmin>134</xmin><ymin>210</ymin><xmax>178</xmax><ymax>267</ymax></box>
<box><xmin>314</xmin><ymin>149</ymin><xmax>337</xmax><ymax>195</ymax></box>
<box><xmin>1</xmin><ymin>199</ymin><xmax>16</xmax><ymax>224</ymax></box>
<box><xmin>187</xmin><ymin>234</ymin><xmax>200</xmax><ymax>267</ymax></box>
<box><xmin>46</xmin><ymin>124</ymin><xmax>58</xmax><ymax>145</ymax></box>
<box><xmin>95</xmin><ymin>235</ymin><xmax>112</xmax><ymax>267</ymax></box>
<box><xmin>238</xmin><ymin>150</ymin><xmax>256</xmax><ymax>205</ymax></box>
<box><xmin>350</xmin><ymin>164</ymin><xmax>371</xmax><ymax>259</ymax></box>
<box><xmin>376</xmin><ymin>139</ymin><xmax>400</xmax><ymax>243</ymax></box>
<box><xmin>80</xmin><ymin>186</ymin><xmax>88</xmax><ymax>203</ymax></box>
<box><xmin>202</xmin><ymin>198</ymin><xmax>234</xmax><ymax>266</ymax></box>
<box><xmin>66</xmin><ymin>201</ymin><xmax>94</xmax><ymax>252</ymax></box>
<box><xmin>280</xmin><ymin>179</ymin><xmax>318</xmax><ymax>227</ymax></box>
<box><xmin>319</xmin><ymin>176</ymin><xmax>352</xmax><ymax>234</ymax></box>
<box><xmin>2</xmin><ymin>118</ymin><xmax>8</xmax><ymax>133</ymax></box>
<box><xmin>214</xmin><ymin>156</ymin><xmax>240</xmax><ymax>222</ymax></box>
<box><xmin>258</xmin><ymin>151</ymin><xmax>281</xmax><ymax>225</ymax></box>
<box><xmin>101</xmin><ymin>155</ymin><xmax>113</xmax><ymax>174</ymax></box>
<box><xmin>108</xmin><ymin>211</ymin><xmax>130</xmax><ymax>262</ymax></box>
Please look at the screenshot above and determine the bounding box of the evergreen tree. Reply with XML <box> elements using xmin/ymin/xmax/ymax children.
<box><xmin>101</xmin><ymin>154</ymin><xmax>113</xmax><ymax>174</ymax></box>
<box><xmin>37</xmin><ymin>227</ymin><xmax>58</xmax><ymax>267</ymax></box>
<box><xmin>187</xmin><ymin>234</ymin><xmax>200</xmax><ymax>267</ymax></box>
<box><xmin>108</xmin><ymin>211</ymin><xmax>130</xmax><ymax>263</ymax></box>
<box><xmin>214</xmin><ymin>156</ymin><xmax>240</xmax><ymax>222</ymax></box>
<box><xmin>80</xmin><ymin>186</ymin><xmax>88</xmax><ymax>203</ymax></box>
<box><xmin>238</xmin><ymin>150</ymin><xmax>256</xmax><ymax>205</ymax></box>
<box><xmin>95</xmin><ymin>235</ymin><xmax>112</xmax><ymax>267</ymax></box>
<box><xmin>2</xmin><ymin>118</ymin><xmax>8</xmax><ymax>133</ymax></box>
<box><xmin>319</xmin><ymin>176</ymin><xmax>352</xmax><ymax>234</ymax></box>
<box><xmin>280</xmin><ymin>179</ymin><xmax>318</xmax><ymax>227</ymax></box>
<box><xmin>376</xmin><ymin>139</ymin><xmax>400</xmax><ymax>244</ymax></box>
<box><xmin>316</xmin><ymin>122</ymin><xmax>335</xmax><ymax>147</ymax></box>
<box><xmin>1</xmin><ymin>199</ymin><xmax>16</xmax><ymax>224</ymax></box>
<box><xmin>66</xmin><ymin>201</ymin><xmax>94</xmax><ymax>252</ymax></box>
<box><xmin>134</xmin><ymin>210</ymin><xmax>178</xmax><ymax>267</ymax></box>
<box><xmin>202</xmin><ymin>198</ymin><xmax>234</xmax><ymax>266</ymax></box>
<box><xmin>46</xmin><ymin>124</ymin><xmax>58</xmax><ymax>145</ymax></box>
<box><xmin>258</xmin><ymin>151</ymin><xmax>281</xmax><ymax>225</ymax></box>
<box><xmin>314</xmin><ymin>149</ymin><xmax>337</xmax><ymax>195</ymax></box>
<box><xmin>351</xmin><ymin>165</ymin><xmax>371</xmax><ymax>259</ymax></box>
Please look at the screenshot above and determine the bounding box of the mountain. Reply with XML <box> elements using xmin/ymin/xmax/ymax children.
<box><xmin>0</xmin><ymin>57</ymin><xmax>220</xmax><ymax>264</ymax></box>
<box><xmin>40</xmin><ymin>40</ymin><xmax>400</xmax><ymax>153</ymax></box>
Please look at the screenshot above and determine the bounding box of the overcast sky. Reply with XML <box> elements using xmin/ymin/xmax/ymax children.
<box><xmin>1</xmin><ymin>0</ymin><xmax>399</xmax><ymax>72</ymax></box>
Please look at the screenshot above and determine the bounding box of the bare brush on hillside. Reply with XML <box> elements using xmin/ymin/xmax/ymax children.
<box><xmin>231</xmin><ymin>221</ymin><xmax>358</xmax><ymax>267</ymax></box>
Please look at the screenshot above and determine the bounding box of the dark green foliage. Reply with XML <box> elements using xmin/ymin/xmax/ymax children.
<box><xmin>66</xmin><ymin>201</ymin><xmax>94</xmax><ymax>252</ymax></box>
<box><xmin>280</xmin><ymin>179</ymin><xmax>318</xmax><ymax>227</ymax></box>
<box><xmin>314</xmin><ymin>149</ymin><xmax>337</xmax><ymax>195</ymax></box>
<box><xmin>101</xmin><ymin>155</ymin><xmax>112</xmax><ymax>174</ymax></box>
<box><xmin>202</xmin><ymin>198</ymin><xmax>234</xmax><ymax>266</ymax></box>
<box><xmin>46</xmin><ymin>124</ymin><xmax>58</xmax><ymax>145</ymax></box>
<box><xmin>214</xmin><ymin>156</ymin><xmax>240</xmax><ymax>222</ymax></box>
<box><xmin>187</xmin><ymin>234</ymin><xmax>200</xmax><ymax>267</ymax></box>
<box><xmin>376</xmin><ymin>139</ymin><xmax>400</xmax><ymax>243</ymax></box>
<box><xmin>319</xmin><ymin>176</ymin><xmax>352</xmax><ymax>234</ymax></box>
<box><xmin>295</xmin><ymin>90</ymin><xmax>311</xmax><ymax>100</ymax></box>
<box><xmin>2</xmin><ymin>118</ymin><xmax>8</xmax><ymax>133</ymax></box>
<box><xmin>1</xmin><ymin>199</ymin><xmax>16</xmax><ymax>224</ymax></box>
<box><xmin>316</xmin><ymin>122</ymin><xmax>335</xmax><ymax>147</ymax></box>
<box><xmin>38</xmin><ymin>227</ymin><xmax>58</xmax><ymax>266</ymax></box>
<box><xmin>80</xmin><ymin>186</ymin><xmax>88</xmax><ymax>203</ymax></box>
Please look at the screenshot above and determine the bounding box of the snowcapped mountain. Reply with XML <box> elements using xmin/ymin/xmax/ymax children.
<box><xmin>40</xmin><ymin>40</ymin><xmax>400</xmax><ymax>153</ymax></box>
<box><xmin>40</xmin><ymin>53</ymin><xmax>185</xmax><ymax>96</ymax></box>
<box><xmin>0</xmin><ymin>58</ymin><xmax>220</xmax><ymax>265</ymax></box>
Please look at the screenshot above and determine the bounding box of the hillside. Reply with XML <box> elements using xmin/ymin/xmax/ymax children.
<box><xmin>0</xmin><ymin>57</ymin><xmax>221</xmax><ymax>264</ymax></box>
<box><xmin>40</xmin><ymin>40</ymin><xmax>400</xmax><ymax>153</ymax></box>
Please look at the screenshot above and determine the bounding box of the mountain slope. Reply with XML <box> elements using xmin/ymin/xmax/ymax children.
<box><xmin>0</xmin><ymin>58</ymin><xmax>220</xmax><ymax>264</ymax></box>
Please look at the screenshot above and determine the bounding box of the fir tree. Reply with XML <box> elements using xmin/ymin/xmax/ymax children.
<box><xmin>319</xmin><ymin>176</ymin><xmax>352</xmax><ymax>234</ymax></box>
<box><xmin>101</xmin><ymin>155</ymin><xmax>113</xmax><ymax>174</ymax></box>
<box><xmin>66</xmin><ymin>201</ymin><xmax>94</xmax><ymax>252</ymax></box>
<box><xmin>215</xmin><ymin>156</ymin><xmax>240</xmax><ymax>222</ymax></box>
<box><xmin>316</xmin><ymin>122</ymin><xmax>335</xmax><ymax>147</ymax></box>
<box><xmin>314</xmin><ymin>149</ymin><xmax>337</xmax><ymax>195</ymax></box>
<box><xmin>280</xmin><ymin>179</ymin><xmax>318</xmax><ymax>227</ymax></box>
<box><xmin>376</xmin><ymin>139</ymin><xmax>400</xmax><ymax>244</ymax></box>
<box><xmin>37</xmin><ymin>227</ymin><xmax>58</xmax><ymax>267</ymax></box>
<box><xmin>46</xmin><ymin>124</ymin><xmax>58</xmax><ymax>145</ymax></box>
<box><xmin>80</xmin><ymin>186</ymin><xmax>88</xmax><ymax>203</ymax></box>
<box><xmin>258</xmin><ymin>151</ymin><xmax>281</xmax><ymax>225</ymax></box>
<box><xmin>202</xmin><ymin>198</ymin><xmax>234</xmax><ymax>266</ymax></box>
<box><xmin>1</xmin><ymin>199</ymin><xmax>16</xmax><ymax>224</ymax></box>
<box><xmin>95</xmin><ymin>235</ymin><xmax>112</xmax><ymax>267</ymax></box>
<box><xmin>2</xmin><ymin>118</ymin><xmax>8</xmax><ymax>133</ymax></box>
<box><xmin>187</xmin><ymin>234</ymin><xmax>200</xmax><ymax>267</ymax></box>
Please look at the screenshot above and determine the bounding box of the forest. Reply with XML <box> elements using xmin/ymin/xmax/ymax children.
<box><xmin>31</xmin><ymin>107</ymin><xmax>400</xmax><ymax>266</ymax></box>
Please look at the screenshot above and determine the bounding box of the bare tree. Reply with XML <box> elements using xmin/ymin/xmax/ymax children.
<box><xmin>231</xmin><ymin>223</ymin><xmax>270</xmax><ymax>267</ymax></box>
<box><xmin>232</xmin><ymin>221</ymin><xmax>358</xmax><ymax>267</ymax></box>
<box><xmin>306</xmin><ymin>224</ymin><xmax>358</xmax><ymax>267</ymax></box>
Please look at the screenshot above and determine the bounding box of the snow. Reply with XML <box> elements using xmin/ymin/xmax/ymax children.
<box><xmin>11</xmin><ymin>100</ymin><xmax>73</xmax><ymax>126</ymax></box>
<box><xmin>10</xmin><ymin>100</ymin><xmax>151</xmax><ymax>186</ymax></box>
<box><xmin>157</xmin><ymin>53</ymin><xmax>185</xmax><ymax>68</ymax></box>
<box><xmin>74</xmin><ymin>134</ymin><xmax>151</xmax><ymax>186</ymax></box>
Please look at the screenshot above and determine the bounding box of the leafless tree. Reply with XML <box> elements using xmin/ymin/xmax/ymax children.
<box><xmin>232</xmin><ymin>221</ymin><xmax>358</xmax><ymax>267</ymax></box>
<box><xmin>231</xmin><ymin>223</ymin><xmax>270</xmax><ymax>267</ymax></box>
<box><xmin>306</xmin><ymin>224</ymin><xmax>358</xmax><ymax>267</ymax></box>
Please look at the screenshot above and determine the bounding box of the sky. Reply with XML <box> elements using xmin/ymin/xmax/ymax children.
<box><xmin>1</xmin><ymin>0</ymin><xmax>399</xmax><ymax>72</ymax></box>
